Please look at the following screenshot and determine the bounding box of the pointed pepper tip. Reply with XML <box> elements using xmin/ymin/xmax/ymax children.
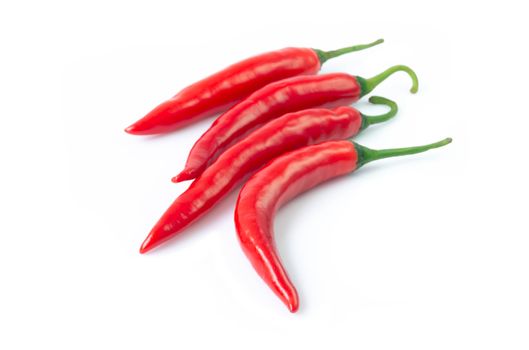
<box><xmin>139</xmin><ymin>234</ymin><xmax>154</xmax><ymax>254</ymax></box>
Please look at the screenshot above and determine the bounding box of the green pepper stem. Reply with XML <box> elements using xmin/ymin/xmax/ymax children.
<box><xmin>354</xmin><ymin>138</ymin><xmax>452</xmax><ymax>167</ymax></box>
<box><xmin>314</xmin><ymin>39</ymin><xmax>384</xmax><ymax>64</ymax></box>
<box><xmin>360</xmin><ymin>96</ymin><xmax>399</xmax><ymax>130</ymax></box>
<box><xmin>357</xmin><ymin>65</ymin><xmax>419</xmax><ymax>97</ymax></box>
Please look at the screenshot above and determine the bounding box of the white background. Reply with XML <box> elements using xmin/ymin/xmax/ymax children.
<box><xmin>1</xmin><ymin>1</ymin><xmax>528</xmax><ymax>349</ymax></box>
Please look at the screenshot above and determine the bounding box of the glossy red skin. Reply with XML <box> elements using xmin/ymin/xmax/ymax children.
<box><xmin>234</xmin><ymin>141</ymin><xmax>359</xmax><ymax>312</ymax></box>
<box><xmin>175</xmin><ymin>73</ymin><xmax>361</xmax><ymax>182</ymax></box>
<box><xmin>125</xmin><ymin>48</ymin><xmax>320</xmax><ymax>135</ymax></box>
<box><xmin>140</xmin><ymin>108</ymin><xmax>363</xmax><ymax>254</ymax></box>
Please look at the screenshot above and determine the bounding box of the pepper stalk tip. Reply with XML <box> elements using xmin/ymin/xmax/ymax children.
<box><xmin>354</xmin><ymin>137</ymin><xmax>453</xmax><ymax>167</ymax></box>
<box><xmin>360</xmin><ymin>96</ymin><xmax>399</xmax><ymax>129</ymax></box>
<box><xmin>315</xmin><ymin>38</ymin><xmax>385</xmax><ymax>64</ymax></box>
<box><xmin>359</xmin><ymin>65</ymin><xmax>419</xmax><ymax>97</ymax></box>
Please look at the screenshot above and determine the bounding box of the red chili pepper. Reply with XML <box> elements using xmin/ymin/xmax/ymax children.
<box><xmin>125</xmin><ymin>39</ymin><xmax>384</xmax><ymax>135</ymax></box>
<box><xmin>234</xmin><ymin>138</ymin><xmax>452</xmax><ymax>312</ymax></box>
<box><xmin>173</xmin><ymin>65</ymin><xmax>418</xmax><ymax>182</ymax></box>
<box><xmin>139</xmin><ymin>96</ymin><xmax>398</xmax><ymax>254</ymax></box>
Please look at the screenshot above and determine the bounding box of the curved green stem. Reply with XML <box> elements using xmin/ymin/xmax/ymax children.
<box><xmin>356</xmin><ymin>65</ymin><xmax>419</xmax><ymax>97</ymax></box>
<box><xmin>314</xmin><ymin>39</ymin><xmax>384</xmax><ymax>64</ymax></box>
<box><xmin>354</xmin><ymin>138</ymin><xmax>452</xmax><ymax>168</ymax></box>
<box><xmin>360</xmin><ymin>96</ymin><xmax>399</xmax><ymax>130</ymax></box>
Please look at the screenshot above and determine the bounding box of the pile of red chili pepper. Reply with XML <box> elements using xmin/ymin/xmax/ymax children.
<box><xmin>125</xmin><ymin>39</ymin><xmax>452</xmax><ymax>312</ymax></box>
